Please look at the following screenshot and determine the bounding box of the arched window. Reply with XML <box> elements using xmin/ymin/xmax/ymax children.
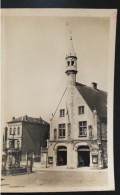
<box><xmin>17</xmin><ymin>140</ymin><xmax>19</xmax><ymax>148</ymax></box>
<box><xmin>67</xmin><ymin>61</ymin><xmax>70</xmax><ymax>66</ymax></box>
<box><xmin>72</xmin><ymin>61</ymin><xmax>74</xmax><ymax>65</ymax></box>
<box><xmin>17</xmin><ymin>127</ymin><xmax>20</xmax><ymax>135</ymax></box>
<box><xmin>13</xmin><ymin>128</ymin><xmax>16</xmax><ymax>135</ymax></box>
<box><xmin>57</xmin><ymin>146</ymin><xmax>67</xmax><ymax>166</ymax></box>
<box><xmin>9</xmin><ymin>128</ymin><xmax>12</xmax><ymax>135</ymax></box>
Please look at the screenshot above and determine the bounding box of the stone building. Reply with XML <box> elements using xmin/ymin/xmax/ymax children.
<box><xmin>46</xmin><ymin>35</ymin><xmax>107</xmax><ymax>169</ymax></box>
<box><xmin>3</xmin><ymin>115</ymin><xmax>49</xmax><ymax>167</ymax></box>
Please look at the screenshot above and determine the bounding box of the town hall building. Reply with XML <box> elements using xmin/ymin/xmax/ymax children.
<box><xmin>45</xmin><ymin>34</ymin><xmax>107</xmax><ymax>169</ymax></box>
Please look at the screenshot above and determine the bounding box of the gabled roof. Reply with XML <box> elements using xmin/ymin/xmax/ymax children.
<box><xmin>76</xmin><ymin>82</ymin><xmax>107</xmax><ymax>118</ymax></box>
<box><xmin>7</xmin><ymin>115</ymin><xmax>49</xmax><ymax>125</ymax></box>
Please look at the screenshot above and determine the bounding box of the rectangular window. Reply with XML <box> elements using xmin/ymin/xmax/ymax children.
<box><xmin>13</xmin><ymin>128</ymin><xmax>16</xmax><ymax>135</ymax></box>
<box><xmin>79</xmin><ymin>121</ymin><xmax>87</xmax><ymax>137</ymax></box>
<box><xmin>60</xmin><ymin>109</ymin><xmax>65</xmax><ymax>117</ymax></box>
<box><xmin>9</xmin><ymin>128</ymin><xmax>12</xmax><ymax>135</ymax></box>
<box><xmin>9</xmin><ymin>141</ymin><xmax>12</xmax><ymax>148</ymax></box>
<box><xmin>78</xmin><ymin>106</ymin><xmax>84</xmax><ymax>114</ymax></box>
<box><xmin>54</xmin><ymin>129</ymin><xmax>57</xmax><ymax>139</ymax></box>
<box><xmin>17</xmin><ymin>127</ymin><xmax>20</xmax><ymax>135</ymax></box>
<box><xmin>59</xmin><ymin>124</ymin><xmax>66</xmax><ymax>138</ymax></box>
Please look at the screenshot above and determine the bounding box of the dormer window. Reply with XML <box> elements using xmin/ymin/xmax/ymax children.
<box><xmin>78</xmin><ymin>106</ymin><xmax>84</xmax><ymax>115</ymax></box>
<box><xmin>60</xmin><ymin>109</ymin><xmax>65</xmax><ymax>117</ymax></box>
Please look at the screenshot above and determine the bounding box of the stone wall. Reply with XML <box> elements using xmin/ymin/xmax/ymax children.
<box><xmin>50</xmin><ymin>86</ymin><xmax>97</xmax><ymax>141</ymax></box>
<box><xmin>22</xmin><ymin>122</ymin><xmax>49</xmax><ymax>156</ymax></box>
<box><xmin>102</xmin><ymin>140</ymin><xmax>107</xmax><ymax>168</ymax></box>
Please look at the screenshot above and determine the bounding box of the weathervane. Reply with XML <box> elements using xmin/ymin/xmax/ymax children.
<box><xmin>66</xmin><ymin>22</ymin><xmax>72</xmax><ymax>40</ymax></box>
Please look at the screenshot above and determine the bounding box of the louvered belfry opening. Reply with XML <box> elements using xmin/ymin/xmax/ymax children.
<box><xmin>57</xmin><ymin>146</ymin><xmax>67</xmax><ymax>166</ymax></box>
<box><xmin>78</xmin><ymin>146</ymin><xmax>90</xmax><ymax>167</ymax></box>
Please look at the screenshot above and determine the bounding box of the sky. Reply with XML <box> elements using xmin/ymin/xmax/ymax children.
<box><xmin>2</xmin><ymin>16</ymin><xmax>110</xmax><ymax>124</ymax></box>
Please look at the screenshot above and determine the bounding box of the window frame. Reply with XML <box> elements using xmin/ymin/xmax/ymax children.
<box><xmin>78</xmin><ymin>106</ymin><xmax>84</xmax><ymax>115</ymax></box>
<box><xmin>9</xmin><ymin>128</ymin><xmax>12</xmax><ymax>135</ymax></box>
<box><xmin>58</xmin><ymin>124</ymin><xmax>66</xmax><ymax>138</ymax></box>
<box><xmin>59</xmin><ymin>109</ymin><xmax>65</xmax><ymax>117</ymax></box>
<box><xmin>78</xmin><ymin>121</ymin><xmax>87</xmax><ymax>137</ymax></box>
<box><xmin>17</xmin><ymin>127</ymin><xmax>20</xmax><ymax>135</ymax></box>
<box><xmin>9</xmin><ymin>140</ymin><xmax>12</xmax><ymax>148</ymax></box>
<box><xmin>13</xmin><ymin>127</ymin><xmax>16</xmax><ymax>135</ymax></box>
<box><xmin>67</xmin><ymin>61</ymin><xmax>70</xmax><ymax>66</ymax></box>
<box><xmin>71</xmin><ymin>61</ymin><xmax>74</xmax><ymax>65</ymax></box>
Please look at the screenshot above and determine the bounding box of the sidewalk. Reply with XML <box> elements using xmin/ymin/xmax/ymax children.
<box><xmin>33</xmin><ymin>164</ymin><xmax>108</xmax><ymax>172</ymax></box>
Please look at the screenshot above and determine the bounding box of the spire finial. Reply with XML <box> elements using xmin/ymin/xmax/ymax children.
<box><xmin>70</xmin><ymin>31</ymin><xmax>72</xmax><ymax>40</ymax></box>
<box><xmin>65</xmin><ymin>22</ymin><xmax>76</xmax><ymax>57</ymax></box>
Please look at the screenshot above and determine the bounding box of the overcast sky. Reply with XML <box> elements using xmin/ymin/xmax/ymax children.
<box><xmin>3</xmin><ymin>16</ymin><xmax>110</xmax><ymax>124</ymax></box>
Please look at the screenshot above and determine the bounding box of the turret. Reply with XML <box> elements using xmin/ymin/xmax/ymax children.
<box><xmin>65</xmin><ymin>32</ymin><xmax>78</xmax><ymax>85</ymax></box>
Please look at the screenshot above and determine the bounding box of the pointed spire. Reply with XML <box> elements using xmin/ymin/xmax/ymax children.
<box><xmin>68</xmin><ymin>30</ymin><xmax>76</xmax><ymax>56</ymax></box>
<box><xmin>66</xmin><ymin>22</ymin><xmax>76</xmax><ymax>57</ymax></box>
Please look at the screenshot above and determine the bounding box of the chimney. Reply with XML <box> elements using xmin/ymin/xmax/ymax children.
<box><xmin>25</xmin><ymin>115</ymin><xmax>27</xmax><ymax>121</ymax></box>
<box><xmin>12</xmin><ymin>117</ymin><xmax>15</xmax><ymax>120</ymax></box>
<box><xmin>91</xmin><ymin>82</ymin><xmax>97</xmax><ymax>89</ymax></box>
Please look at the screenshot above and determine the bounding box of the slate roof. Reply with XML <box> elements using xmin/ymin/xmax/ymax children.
<box><xmin>7</xmin><ymin>115</ymin><xmax>49</xmax><ymax>125</ymax></box>
<box><xmin>76</xmin><ymin>82</ymin><xmax>107</xmax><ymax>118</ymax></box>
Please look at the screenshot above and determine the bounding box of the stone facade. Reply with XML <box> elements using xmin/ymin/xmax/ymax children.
<box><xmin>46</xmin><ymin>34</ymin><xmax>107</xmax><ymax>169</ymax></box>
<box><xmin>3</xmin><ymin>115</ymin><xmax>50</xmax><ymax>166</ymax></box>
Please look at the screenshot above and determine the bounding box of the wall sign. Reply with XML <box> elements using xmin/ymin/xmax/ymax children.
<box><xmin>92</xmin><ymin>155</ymin><xmax>98</xmax><ymax>164</ymax></box>
<box><xmin>48</xmin><ymin>157</ymin><xmax>53</xmax><ymax>164</ymax></box>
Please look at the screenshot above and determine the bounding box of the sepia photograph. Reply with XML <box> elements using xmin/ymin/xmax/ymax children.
<box><xmin>1</xmin><ymin>9</ymin><xmax>117</xmax><ymax>192</ymax></box>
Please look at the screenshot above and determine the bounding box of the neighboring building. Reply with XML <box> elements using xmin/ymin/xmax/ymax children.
<box><xmin>3</xmin><ymin>115</ymin><xmax>49</xmax><ymax>166</ymax></box>
<box><xmin>47</xmin><ymin>34</ymin><xmax>107</xmax><ymax>169</ymax></box>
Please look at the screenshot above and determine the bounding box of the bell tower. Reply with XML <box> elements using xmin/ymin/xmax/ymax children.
<box><xmin>65</xmin><ymin>32</ymin><xmax>78</xmax><ymax>86</ymax></box>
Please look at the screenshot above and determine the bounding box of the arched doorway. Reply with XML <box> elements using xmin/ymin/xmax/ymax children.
<box><xmin>78</xmin><ymin>146</ymin><xmax>90</xmax><ymax>167</ymax></box>
<box><xmin>57</xmin><ymin>146</ymin><xmax>67</xmax><ymax>166</ymax></box>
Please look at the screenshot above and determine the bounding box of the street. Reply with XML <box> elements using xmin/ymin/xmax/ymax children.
<box><xmin>1</xmin><ymin>168</ymin><xmax>108</xmax><ymax>192</ymax></box>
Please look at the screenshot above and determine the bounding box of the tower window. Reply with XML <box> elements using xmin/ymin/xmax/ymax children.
<box><xmin>67</xmin><ymin>61</ymin><xmax>70</xmax><ymax>66</ymax></box>
<box><xmin>72</xmin><ymin>61</ymin><xmax>74</xmax><ymax>65</ymax></box>
<box><xmin>78</xmin><ymin>106</ymin><xmax>84</xmax><ymax>114</ymax></box>
<box><xmin>59</xmin><ymin>124</ymin><xmax>66</xmax><ymax>138</ymax></box>
<box><xmin>60</xmin><ymin>109</ymin><xmax>65</xmax><ymax>117</ymax></box>
<box><xmin>79</xmin><ymin>121</ymin><xmax>87</xmax><ymax>137</ymax></box>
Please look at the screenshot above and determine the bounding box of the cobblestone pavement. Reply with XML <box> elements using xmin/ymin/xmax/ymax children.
<box><xmin>1</xmin><ymin>168</ymin><xmax>108</xmax><ymax>192</ymax></box>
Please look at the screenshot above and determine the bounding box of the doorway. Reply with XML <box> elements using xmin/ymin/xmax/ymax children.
<box><xmin>78</xmin><ymin>146</ymin><xmax>90</xmax><ymax>167</ymax></box>
<box><xmin>57</xmin><ymin>146</ymin><xmax>67</xmax><ymax>166</ymax></box>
